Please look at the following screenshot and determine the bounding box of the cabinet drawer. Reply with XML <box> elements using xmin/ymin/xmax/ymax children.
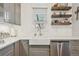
<box><xmin>30</xmin><ymin>51</ymin><xmax>49</xmax><ymax>56</ymax></box>
<box><xmin>70</xmin><ymin>41</ymin><xmax>79</xmax><ymax>46</ymax></box>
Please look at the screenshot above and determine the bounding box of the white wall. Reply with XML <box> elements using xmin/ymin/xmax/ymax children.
<box><xmin>72</xmin><ymin>3</ymin><xmax>79</xmax><ymax>36</ymax></box>
<box><xmin>20</xmin><ymin>3</ymin><xmax>72</xmax><ymax>38</ymax></box>
<box><xmin>20</xmin><ymin>3</ymin><xmax>33</xmax><ymax>37</ymax></box>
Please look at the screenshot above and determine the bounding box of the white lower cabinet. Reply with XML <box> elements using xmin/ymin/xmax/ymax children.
<box><xmin>29</xmin><ymin>45</ymin><xmax>50</xmax><ymax>56</ymax></box>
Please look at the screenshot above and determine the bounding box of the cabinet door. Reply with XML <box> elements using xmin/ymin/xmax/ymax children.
<box><xmin>4</xmin><ymin>3</ymin><xmax>15</xmax><ymax>24</ymax></box>
<box><xmin>70</xmin><ymin>40</ymin><xmax>79</xmax><ymax>56</ymax></box>
<box><xmin>4</xmin><ymin>3</ymin><xmax>21</xmax><ymax>25</ymax></box>
<box><xmin>29</xmin><ymin>45</ymin><xmax>49</xmax><ymax>56</ymax></box>
<box><xmin>19</xmin><ymin>40</ymin><xmax>29</xmax><ymax>56</ymax></box>
<box><xmin>0</xmin><ymin>44</ymin><xmax>14</xmax><ymax>56</ymax></box>
<box><xmin>14</xmin><ymin>3</ymin><xmax>21</xmax><ymax>25</ymax></box>
<box><xmin>50</xmin><ymin>42</ymin><xmax>58</xmax><ymax>56</ymax></box>
<box><xmin>14</xmin><ymin>41</ymin><xmax>20</xmax><ymax>56</ymax></box>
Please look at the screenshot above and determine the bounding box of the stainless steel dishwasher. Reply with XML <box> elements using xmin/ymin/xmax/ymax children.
<box><xmin>50</xmin><ymin>41</ymin><xmax>70</xmax><ymax>56</ymax></box>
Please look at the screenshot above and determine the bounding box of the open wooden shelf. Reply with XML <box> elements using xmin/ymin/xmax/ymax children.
<box><xmin>51</xmin><ymin>4</ymin><xmax>72</xmax><ymax>26</ymax></box>
<box><xmin>51</xmin><ymin>6</ymin><xmax>72</xmax><ymax>11</ymax></box>
<box><xmin>51</xmin><ymin>14</ymin><xmax>72</xmax><ymax>18</ymax></box>
<box><xmin>51</xmin><ymin>22</ymin><xmax>72</xmax><ymax>25</ymax></box>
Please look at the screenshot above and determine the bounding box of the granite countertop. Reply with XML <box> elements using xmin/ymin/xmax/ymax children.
<box><xmin>0</xmin><ymin>36</ymin><xmax>79</xmax><ymax>50</ymax></box>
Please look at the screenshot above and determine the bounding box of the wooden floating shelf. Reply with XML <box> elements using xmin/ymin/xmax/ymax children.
<box><xmin>51</xmin><ymin>6</ymin><xmax>72</xmax><ymax>11</ymax></box>
<box><xmin>51</xmin><ymin>14</ymin><xmax>72</xmax><ymax>18</ymax></box>
<box><xmin>51</xmin><ymin>22</ymin><xmax>72</xmax><ymax>25</ymax></box>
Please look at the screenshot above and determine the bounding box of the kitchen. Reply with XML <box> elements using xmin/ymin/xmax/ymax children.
<box><xmin>0</xmin><ymin>3</ymin><xmax>79</xmax><ymax>56</ymax></box>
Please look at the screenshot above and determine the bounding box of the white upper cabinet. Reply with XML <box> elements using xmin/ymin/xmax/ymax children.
<box><xmin>0</xmin><ymin>3</ymin><xmax>21</xmax><ymax>25</ymax></box>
